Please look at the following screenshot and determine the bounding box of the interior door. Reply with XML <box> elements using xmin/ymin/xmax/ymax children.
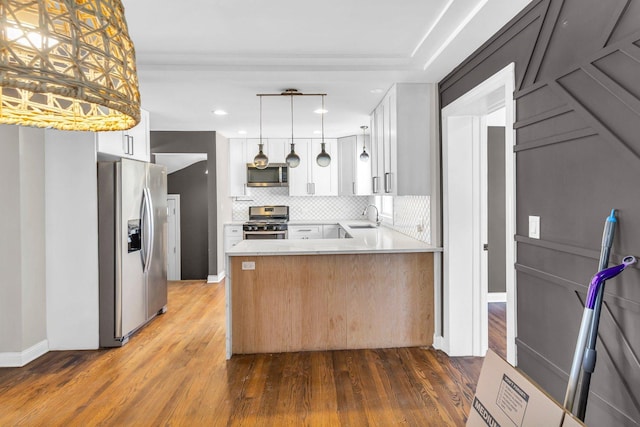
<box><xmin>167</xmin><ymin>195</ymin><xmax>181</xmax><ymax>280</ymax></box>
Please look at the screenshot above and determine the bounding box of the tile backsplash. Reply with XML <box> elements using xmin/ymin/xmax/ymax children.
<box><xmin>231</xmin><ymin>188</ymin><xmax>431</xmax><ymax>244</ymax></box>
<box><xmin>386</xmin><ymin>195</ymin><xmax>431</xmax><ymax>244</ymax></box>
<box><xmin>232</xmin><ymin>187</ymin><xmax>370</xmax><ymax>221</ymax></box>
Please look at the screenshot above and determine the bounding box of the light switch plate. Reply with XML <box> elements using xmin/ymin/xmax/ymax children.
<box><xmin>529</xmin><ymin>216</ymin><xmax>540</xmax><ymax>239</ymax></box>
<box><xmin>241</xmin><ymin>261</ymin><xmax>255</xmax><ymax>270</ymax></box>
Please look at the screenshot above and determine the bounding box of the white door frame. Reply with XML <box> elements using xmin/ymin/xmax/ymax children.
<box><xmin>167</xmin><ymin>194</ymin><xmax>181</xmax><ymax>281</ymax></box>
<box><xmin>438</xmin><ymin>63</ymin><xmax>517</xmax><ymax>364</ymax></box>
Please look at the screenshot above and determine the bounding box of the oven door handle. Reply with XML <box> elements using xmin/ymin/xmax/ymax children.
<box><xmin>243</xmin><ymin>230</ymin><xmax>288</xmax><ymax>239</ymax></box>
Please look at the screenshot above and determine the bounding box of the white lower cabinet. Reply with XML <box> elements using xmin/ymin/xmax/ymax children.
<box><xmin>224</xmin><ymin>225</ymin><xmax>243</xmax><ymax>252</ymax></box>
<box><xmin>288</xmin><ymin>225</ymin><xmax>323</xmax><ymax>240</ymax></box>
<box><xmin>288</xmin><ymin>224</ymin><xmax>340</xmax><ymax>239</ymax></box>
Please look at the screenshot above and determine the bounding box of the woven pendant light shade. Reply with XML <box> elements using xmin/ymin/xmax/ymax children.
<box><xmin>0</xmin><ymin>0</ymin><xmax>140</xmax><ymax>131</ymax></box>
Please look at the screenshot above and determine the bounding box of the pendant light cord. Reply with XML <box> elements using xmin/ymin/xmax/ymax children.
<box><xmin>321</xmin><ymin>95</ymin><xmax>325</xmax><ymax>143</ymax></box>
<box><xmin>259</xmin><ymin>95</ymin><xmax>263</xmax><ymax>145</ymax></box>
<box><xmin>291</xmin><ymin>93</ymin><xmax>294</xmax><ymax>143</ymax></box>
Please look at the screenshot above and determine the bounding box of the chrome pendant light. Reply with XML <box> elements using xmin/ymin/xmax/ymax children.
<box><xmin>285</xmin><ymin>92</ymin><xmax>301</xmax><ymax>168</ymax></box>
<box><xmin>316</xmin><ymin>95</ymin><xmax>331</xmax><ymax>167</ymax></box>
<box><xmin>359</xmin><ymin>125</ymin><xmax>369</xmax><ymax>162</ymax></box>
<box><xmin>254</xmin><ymin>96</ymin><xmax>269</xmax><ymax>169</ymax></box>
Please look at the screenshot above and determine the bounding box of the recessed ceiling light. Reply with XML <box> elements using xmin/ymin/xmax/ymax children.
<box><xmin>370</xmin><ymin>88</ymin><xmax>384</xmax><ymax>94</ymax></box>
<box><xmin>314</xmin><ymin>108</ymin><xmax>328</xmax><ymax>114</ymax></box>
<box><xmin>238</xmin><ymin>130</ymin><xmax>247</xmax><ymax>135</ymax></box>
<box><xmin>213</xmin><ymin>109</ymin><xmax>228</xmax><ymax>115</ymax></box>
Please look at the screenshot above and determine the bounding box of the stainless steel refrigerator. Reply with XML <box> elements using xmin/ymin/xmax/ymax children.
<box><xmin>98</xmin><ymin>158</ymin><xmax>168</xmax><ymax>347</ymax></box>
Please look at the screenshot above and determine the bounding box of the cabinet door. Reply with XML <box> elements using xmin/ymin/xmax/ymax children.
<box><xmin>310</xmin><ymin>139</ymin><xmax>338</xmax><ymax>196</ymax></box>
<box><xmin>124</xmin><ymin>109</ymin><xmax>150</xmax><ymax>162</ymax></box>
<box><xmin>355</xmin><ymin>134</ymin><xmax>372</xmax><ymax>195</ymax></box>
<box><xmin>267</xmin><ymin>139</ymin><xmax>287</xmax><ymax>164</ymax></box>
<box><xmin>373</xmin><ymin>103</ymin><xmax>385</xmax><ymax>194</ymax></box>
<box><xmin>338</xmin><ymin>135</ymin><xmax>356</xmax><ymax>196</ymax></box>
<box><xmin>224</xmin><ymin>225</ymin><xmax>244</xmax><ymax>252</ymax></box>
<box><xmin>384</xmin><ymin>88</ymin><xmax>397</xmax><ymax>194</ymax></box>
<box><xmin>229</xmin><ymin>139</ymin><xmax>248</xmax><ymax>196</ymax></box>
<box><xmin>97</xmin><ymin>109</ymin><xmax>149</xmax><ymax>161</ymax></box>
<box><xmin>96</xmin><ymin>129</ymin><xmax>125</xmax><ymax>157</ymax></box>
<box><xmin>288</xmin><ymin>139</ymin><xmax>311</xmax><ymax>196</ymax></box>
<box><xmin>288</xmin><ymin>225</ymin><xmax>323</xmax><ymax>239</ymax></box>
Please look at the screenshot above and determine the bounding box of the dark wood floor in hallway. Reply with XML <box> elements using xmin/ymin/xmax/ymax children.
<box><xmin>0</xmin><ymin>281</ymin><xmax>506</xmax><ymax>426</ymax></box>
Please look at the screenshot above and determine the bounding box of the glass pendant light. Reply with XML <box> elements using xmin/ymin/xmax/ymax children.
<box><xmin>285</xmin><ymin>93</ymin><xmax>301</xmax><ymax>168</ymax></box>
<box><xmin>359</xmin><ymin>125</ymin><xmax>369</xmax><ymax>162</ymax></box>
<box><xmin>254</xmin><ymin>96</ymin><xmax>269</xmax><ymax>169</ymax></box>
<box><xmin>316</xmin><ymin>95</ymin><xmax>331</xmax><ymax>167</ymax></box>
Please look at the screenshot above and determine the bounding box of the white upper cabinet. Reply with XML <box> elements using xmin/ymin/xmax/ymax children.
<box><xmin>229</xmin><ymin>139</ymin><xmax>249</xmax><ymax>196</ymax></box>
<box><xmin>228</xmin><ymin>138</ymin><xmax>290</xmax><ymax>196</ymax></box>
<box><xmin>369</xmin><ymin>83</ymin><xmax>434</xmax><ymax>195</ymax></box>
<box><xmin>96</xmin><ymin>109</ymin><xmax>150</xmax><ymax>162</ymax></box>
<box><xmin>338</xmin><ymin>134</ymin><xmax>372</xmax><ymax>196</ymax></box>
<box><xmin>289</xmin><ymin>139</ymin><xmax>338</xmax><ymax>196</ymax></box>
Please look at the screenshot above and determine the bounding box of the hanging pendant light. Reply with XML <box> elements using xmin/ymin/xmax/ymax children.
<box><xmin>316</xmin><ymin>95</ymin><xmax>331</xmax><ymax>167</ymax></box>
<box><xmin>359</xmin><ymin>125</ymin><xmax>369</xmax><ymax>162</ymax></box>
<box><xmin>0</xmin><ymin>0</ymin><xmax>140</xmax><ymax>131</ymax></box>
<box><xmin>254</xmin><ymin>96</ymin><xmax>269</xmax><ymax>169</ymax></box>
<box><xmin>285</xmin><ymin>92</ymin><xmax>300</xmax><ymax>167</ymax></box>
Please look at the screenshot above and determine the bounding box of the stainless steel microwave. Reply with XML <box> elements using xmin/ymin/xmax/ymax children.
<box><xmin>246</xmin><ymin>163</ymin><xmax>288</xmax><ymax>187</ymax></box>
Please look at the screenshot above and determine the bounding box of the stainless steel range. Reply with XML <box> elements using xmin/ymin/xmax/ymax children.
<box><xmin>243</xmin><ymin>205</ymin><xmax>289</xmax><ymax>240</ymax></box>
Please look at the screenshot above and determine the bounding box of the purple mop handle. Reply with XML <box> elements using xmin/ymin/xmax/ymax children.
<box><xmin>564</xmin><ymin>255</ymin><xmax>636</xmax><ymax>411</ymax></box>
<box><xmin>585</xmin><ymin>256</ymin><xmax>636</xmax><ymax>309</ymax></box>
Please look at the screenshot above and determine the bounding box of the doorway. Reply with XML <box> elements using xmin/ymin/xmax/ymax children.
<box><xmin>439</xmin><ymin>63</ymin><xmax>517</xmax><ymax>364</ymax></box>
<box><xmin>167</xmin><ymin>194</ymin><xmax>181</xmax><ymax>280</ymax></box>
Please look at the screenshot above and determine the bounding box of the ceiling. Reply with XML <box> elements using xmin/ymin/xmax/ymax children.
<box><xmin>121</xmin><ymin>0</ymin><xmax>531</xmax><ymax>139</ymax></box>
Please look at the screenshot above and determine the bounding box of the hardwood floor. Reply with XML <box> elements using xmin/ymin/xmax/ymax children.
<box><xmin>0</xmin><ymin>281</ymin><xmax>506</xmax><ymax>426</ymax></box>
<box><xmin>488</xmin><ymin>302</ymin><xmax>507</xmax><ymax>359</ymax></box>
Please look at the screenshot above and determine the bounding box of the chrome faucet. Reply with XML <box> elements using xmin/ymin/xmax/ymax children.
<box><xmin>362</xmin><ymin>204</ymin><xmax>381</xmax><ymax>226</ymax></box>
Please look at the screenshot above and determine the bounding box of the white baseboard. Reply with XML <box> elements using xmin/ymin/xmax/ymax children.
<box><xmin>432</xmin><ymin>335</ymin><xmax>446</xmax><ymax>352</ymax></box>
<box><xmin>487</xmin><ymin>292</ymin><xmax>507</xmax><ymax>303</ymax></box>
<box><xmin>207</xmin><ymin>272</ymin><xmax>225</xmax><ymax>283</ymax></box>
<box><xmin>0</xmin><ymin>340</ymin><xmax>49</xmax><ymax>367</ymax></box>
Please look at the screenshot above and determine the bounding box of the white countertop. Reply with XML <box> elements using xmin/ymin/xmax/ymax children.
<box><xmin>226</xmin><ymin>220</ymin><xmax>441</xmax><ymax>256</ymax></box>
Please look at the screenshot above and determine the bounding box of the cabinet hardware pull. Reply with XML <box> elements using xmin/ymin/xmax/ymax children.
<box><xmin>384</xmin><ymin>172</ymin><xmax>392</xmax><ymax>193</ymax></box>
<box><xmin>372</xmin><ymin>176</ymin><xmax>379</xmax><ymax>193</ymax></box>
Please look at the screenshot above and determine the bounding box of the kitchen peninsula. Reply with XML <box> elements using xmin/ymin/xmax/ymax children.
<box><xmin>225</xmin><ymin>222</ymin><xmax>440</xmax><ymax>358</ymax></box>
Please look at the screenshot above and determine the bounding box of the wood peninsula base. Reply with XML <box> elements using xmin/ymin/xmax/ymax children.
<box><xmin>230</xmin><ymin>252</ymin><xmax>433</xmax><ymax>355</ymax></box>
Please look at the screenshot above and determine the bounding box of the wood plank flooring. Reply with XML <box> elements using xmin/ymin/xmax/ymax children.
<box><xmin>0</xmin><ymin>281</ymin><xmax>505</xmax><ymax>426</ymax></box>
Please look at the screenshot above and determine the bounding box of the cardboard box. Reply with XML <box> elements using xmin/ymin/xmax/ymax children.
<box><xmin>562</xmin><ymin>413</ymin><xmax>587</xmax><ymax>427</ymax></box>
<box><xmin>467</xmin><ymin>349</ymin><xmax>566</xmax><ymax>427</ymax></box>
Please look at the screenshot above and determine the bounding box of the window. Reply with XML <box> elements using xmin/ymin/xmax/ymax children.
<box><xmin>376</xmin><ymin>195</ymin><xmax>394</xmax><ymax>224</ymax></box>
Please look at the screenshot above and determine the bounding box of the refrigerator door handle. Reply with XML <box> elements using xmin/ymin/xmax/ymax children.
<box><xmin>140</xmin><ymin>187</ymin><xmax>154</xmax><ymax>273</ymax></box>
<box><xmin>145</xmin><ymin>187</ymin><xmax>155</xmax><ymax>272</ymax></box>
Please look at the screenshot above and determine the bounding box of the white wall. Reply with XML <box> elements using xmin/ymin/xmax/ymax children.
<box><xmin>216</xmin><ymin>134</ymin><xmax>231</xmax><ymax>279</ymax></box>
<box><xmin>20</xmin><ymin>128</ymin><xmax>47</xmax><ymax>349</ymax></box>
<box><xmin>45</xmin><ymin>130</ymin><xmax>100</xmax><ymax>350</ymax></box>
<box><xmin>0</xmin><ymin>125</ymin><xmax>48</xmax><ymax>366</ymax></box>
<box><xmin>0</xmin><ymin>125</ymin><xmax>23</xmax><ymax>353</ymax></box>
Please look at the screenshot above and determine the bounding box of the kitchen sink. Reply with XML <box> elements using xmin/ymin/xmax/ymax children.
<box><xmin>348</xmin><ymin>224</ymin><xmax>378</xmax><ymax>229</ymax></box>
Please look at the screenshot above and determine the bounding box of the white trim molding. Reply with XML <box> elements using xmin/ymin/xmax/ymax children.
<box><xmin>0</xmin><ymin>340</ymin><xmax>49</xmax><ymax>367</ymax></box>
<box><xmin>208</xmin><ymin>272</ymin><xmax>225</xmax><ymax>284</ymax></box>
<box><xmin>487</xmin><ymin>292</ymin><xmax>507</xmax><ymax>303</ymax></box>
